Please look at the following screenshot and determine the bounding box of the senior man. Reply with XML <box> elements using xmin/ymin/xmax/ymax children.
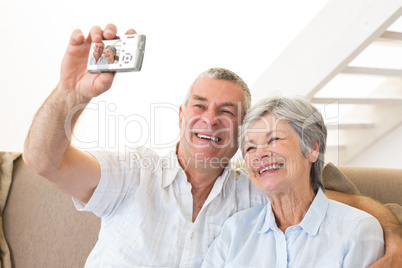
<box><xmin>23</xmin><ymin>24</ymin><xmax>401</xmax><ymax>267</ymax></box>
<box><xmin>89</xmin><ymin>41</ymin><xmax>107</xmax><ymax>65</ymax></box>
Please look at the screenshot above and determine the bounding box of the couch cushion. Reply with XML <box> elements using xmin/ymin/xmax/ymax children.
<box><xmin>322</xmin><ymin>162</ymin><xmax>360</xmax><ymax>195</ymax></box>
<box><xmin>0</xmin><ymin>152</ymin><xmax>21</xmax><ymax>268</ymax></box>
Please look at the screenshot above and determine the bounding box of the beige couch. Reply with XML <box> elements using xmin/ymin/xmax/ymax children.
<box><xmin>1</xmin><ymin>153</ymin><xmax>401</xmax><ymax>268</ymax></box>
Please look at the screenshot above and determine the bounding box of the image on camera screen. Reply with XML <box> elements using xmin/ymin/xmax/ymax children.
<box><xmin>89</xmin><ymin>39</ymin><xmax>121</xmax><ymax>66</ymax></box>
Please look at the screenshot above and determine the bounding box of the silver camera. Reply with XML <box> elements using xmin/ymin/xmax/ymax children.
<box><xmin>87</xmin><ymin>34</ymin><xmax>146</xmax><ymax>73</ymax></box>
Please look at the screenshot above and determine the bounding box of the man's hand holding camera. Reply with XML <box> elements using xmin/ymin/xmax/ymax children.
<box><xmin>59</xmin><ymin>24</ymin><xmax>137</xmax><ymax>101</ymax></box>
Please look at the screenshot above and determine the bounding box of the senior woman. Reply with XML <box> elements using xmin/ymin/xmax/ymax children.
<box><xmin>202</xmin><ymin>96</ymin><xmax>384</xmax><ymax>267</ymax></box>
<box><xmin>103</xmin><ymin>45</ymin><xmax>119</xmax><ymax>64</ymax></box>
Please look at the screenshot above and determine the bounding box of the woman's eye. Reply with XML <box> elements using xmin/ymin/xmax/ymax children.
<box><xmin>269</xmin><ymin>137</ymin><xmax>280</xmax><ymax>144</ymax></box>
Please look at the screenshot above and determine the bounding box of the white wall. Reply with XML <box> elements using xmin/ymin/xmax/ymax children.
<box><xmin>348</xmin><ymin>124</ymin><xmax>402</xmax><ymax>168</ymax></box>
<box><xmin>1</xmin><ymin>0</ymin><xmax>329</xmax><ymax>154</ymax></box>
<box><xmin>1</xmin><ymin>0</ymin><xmax>400</xmax><ymax>169</ymax></box>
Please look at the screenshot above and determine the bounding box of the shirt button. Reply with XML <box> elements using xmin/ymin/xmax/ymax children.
<box><xmin>191</xmin><ymin>232</ymin><xmax>194</xmax><ymax>239</ymax></box>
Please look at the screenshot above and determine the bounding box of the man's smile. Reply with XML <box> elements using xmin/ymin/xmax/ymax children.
<box><xmin>195</xmin><ymin>133</ymin><xmax>221</xmax><ymax>142</ymax></box>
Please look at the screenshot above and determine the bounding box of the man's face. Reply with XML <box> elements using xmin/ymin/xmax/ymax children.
<box><xmin>178</xmin><ymin>77</ymin><xmax>245</xmax><ymax>167</ymax></box>
<box><xmin>93</xmin><ymin>42</ymin><xmax>104</xmax><ymax>58</ymax></box>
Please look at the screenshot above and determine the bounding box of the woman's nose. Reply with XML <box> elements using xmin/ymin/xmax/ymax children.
<box><xmin>254</xmin><ymin>145</ymin><xmax>272</xmax><ymax>160</ymax></box>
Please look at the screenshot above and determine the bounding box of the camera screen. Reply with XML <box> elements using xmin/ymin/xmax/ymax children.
<box><xmin>89</xmin><ymin>39</ymin><xmax>122</xmax><ymax>66</ymax></box>
<box><xmin>87</xmin><ymin>34</ymin><xmax>145</xmax><ymax>73</ymax></box>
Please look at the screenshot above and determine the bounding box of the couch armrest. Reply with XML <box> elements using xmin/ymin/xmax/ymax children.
<box><xmin>2</xmin><ymin>156</ymin><xmax>101</xmax><ymax>268</ymax></box>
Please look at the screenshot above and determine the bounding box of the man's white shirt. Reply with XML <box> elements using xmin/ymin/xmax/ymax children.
<box><xmin>89</xmin><ymin>54</ymin><xmax>108</xmax><ymax>65</ymax></box>
<box><xmin>73</xmin><ymin>147</ymin><xmax>267</xmax><ymax>267</ymax></box>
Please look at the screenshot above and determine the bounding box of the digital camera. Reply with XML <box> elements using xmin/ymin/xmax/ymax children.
<box><xmin>87</xmin><ymin>34</ymin><xmax>146</xmax><ymax>73</ymax></box>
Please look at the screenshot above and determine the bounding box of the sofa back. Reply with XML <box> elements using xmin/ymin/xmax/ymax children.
<box><xmin>338</xmin><ymin>166</ymin><xmax>402</xmax><ymax>205</ymax></box>
<box><xmin>2</xmin><ymin>156</ymin><xmax>402</xmax><ymax>268</ymax></box>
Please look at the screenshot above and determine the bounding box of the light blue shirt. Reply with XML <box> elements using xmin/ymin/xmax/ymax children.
<box><xmin>202</xmin><ymin>188</ymin><xmax>384</xmax><ymax>268</ymax></box>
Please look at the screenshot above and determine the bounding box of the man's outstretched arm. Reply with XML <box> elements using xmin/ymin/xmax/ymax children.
<box><xmin>23</xmin><ymin>24</ymin><xmax>136</xmax><ymax>204</ymax></box>
<box><xmin>326</xmin><ymin>190</ymin><xmax>402</xmax><ymax>267</ymax></box>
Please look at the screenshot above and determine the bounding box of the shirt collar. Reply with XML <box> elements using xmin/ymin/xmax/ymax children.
<box><xmin>161</xmin><ymin>146</ymin><xmax>184</xmax><ymax>189</ymax></box>
<box><xmin>259</xmin><ymin>188</ymin><xmax>328</xmax><ymax>235</ymax></box>
<box><xmin>161</xmin><ymin>145</ymin><xmax>233</xmax><ymax>192</ymax></box>
<box><xmin>259</xmin><ymin>202</ymin><xmax>279</xmax><ymax>234</ymax></box>
<box><xmin>299</xmin><ymin>188</ymin><xmax>328</xmax><ymax>236</ymax></box>
<box><xmin>210</xmin><ymin>164</ymin><xmax>232</xmax><ymax>199</ymax></box>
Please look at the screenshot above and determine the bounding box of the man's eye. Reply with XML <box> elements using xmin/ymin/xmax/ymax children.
<box><xmin>194</xmin><ymin>104</ymin><xmax>203</xmax><ymax>109</ymax></box>
<box><xmin>222</xmin><ymin>110</ymin><xmax>234</xmax><ymax>115</ymax></box>
<box><xmin>245</xmin><ymin>146</ymin><xmax>256</xmax><ymax>153</ymax></box>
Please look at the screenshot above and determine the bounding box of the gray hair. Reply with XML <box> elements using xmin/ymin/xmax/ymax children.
<box><xmin>105</xmin><ymin>45</ymin><xmax>117</xmax><ymax>60</ymax></box>
<box><xmin>182</xmin><ymin>67</ymin><xmax>251</xmax><ymax>113</ymax></box>
<box><xmin>239</xmin><ymin>96</ymin><xmax>327</xmax><ymax>191</ymax></box>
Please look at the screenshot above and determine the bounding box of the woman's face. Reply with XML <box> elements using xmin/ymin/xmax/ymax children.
<box><xmin>243</xmin><ymin>113</ymin><xmax>318</xmax><ymax>196</ymax></box>
<box><xmin>103</xmin><ymin>48</ymin><xmax>115</xmax><ymax>62</ymax></box>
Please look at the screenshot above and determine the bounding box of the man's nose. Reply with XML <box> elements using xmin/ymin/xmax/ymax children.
<box><xmin>202</xmin><ymin>108</ymin><xmax>219</xmax><ymax>126</ymax></box>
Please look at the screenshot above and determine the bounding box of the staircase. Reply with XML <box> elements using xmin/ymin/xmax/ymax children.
<box><xmin>251</xmin><ymin>0</ymin><xmax>402</xmax><ymax>165</ymax></box>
